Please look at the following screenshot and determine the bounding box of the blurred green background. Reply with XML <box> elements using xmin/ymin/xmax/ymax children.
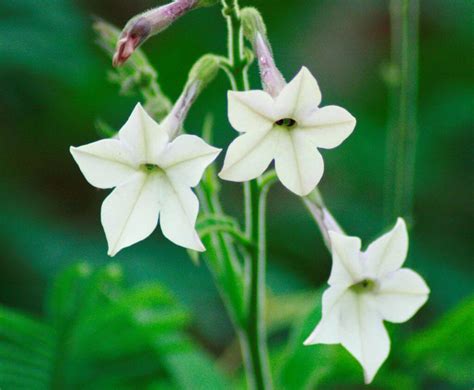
<box><xmin>0</xmin><ymin>0</ymin><xmax>472</xmax><ymax>388</ymax></box>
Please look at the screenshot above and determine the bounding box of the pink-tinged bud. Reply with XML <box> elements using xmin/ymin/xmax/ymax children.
<box><xmin>241</xmin><ymin>8</ymin><xmax>286</xmax><ymax>97</ymax></box>
<box><xmin>113</xmin><ymin>30</ymin><xmax>145</xmax><ymax>67</ymax></box>
<box><xmin>113</xmin><ymin>0</ymin><xmax>200</xmax><ymax>67</ymax></box>
<box><xmin>254</xmin><ymin>33</ymin><xmax>286</xmax><ymax>97</ymax></box>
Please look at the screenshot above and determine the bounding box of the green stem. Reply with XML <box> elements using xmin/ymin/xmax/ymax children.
<box><xmin>222</xmin><ymin>0</ymin><xmax>249</xmax><ymax>91</ymax></box>
<box><xmin>197</xmin><ymin>184</ymin><xmax>245</xmax><ymax>325</ymax></box>
<box><xmin>385</xmin><ymin>0</ymin><xmax>419</xmax><ymax>225</ymax></box>
<box><xmin>221</xmin><ymin>0</ymin><xmax>272</xmax><ymax>388</ymax></box>
<box><xmin>199</xmin><ymin>224</ymin><xmax>253</xmax><ymax>249</ymax></box>
<box><xmin>244</xmin><ymin>180</ymin><xmax>272</xmax><ymax>390</ymax></box>
<box><xmin>258</xmin><ymin>170</ymin><xmax>278</xmax><ymax>191</ymax></box>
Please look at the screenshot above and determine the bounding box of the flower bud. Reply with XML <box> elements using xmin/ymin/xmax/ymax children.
<box><xmin>240</xmin><ymin>7</ymin><xmax>286</xmax><ymax>97</ymax></box>
<box><xmin>113</xmin><ymin>0</ymin><xmax>216</xmax><ymax>67</ymax></box>
<box><xmin>162</xmin><ymin>55</ymin><xmax>221</xmax><ymax>138</ymax></box>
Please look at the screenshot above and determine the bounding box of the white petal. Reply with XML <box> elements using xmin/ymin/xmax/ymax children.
<box><xmin>219</xmin><ymin>129</ymin><xmax>278</xmax><ymax>182</ymax></box>
<box><xmin>158</xmin><ymin>135</ymin><xmax>221</xmax><ymax>187</ymax></box>
<box><xmin>70</xmin><ymin>139</ymin><xmax>137</xmax><ymax>189</ymax></box>
<box><xmin>274</xmin><ymin>129</ymin><xmax>324</xmax><ymax>196</ymax></box>
<box><xmin>275</xmin><ymin>66</ymin><xmax>322</xmax><ymax>121</ymax></box>
<box><xmin>364</xmin><ymin>218</ymin><xmax>408</xmax><ymax>278</ymax></box>
<box><xmin>101</xmin><ymin>172</ymin><xmax>161</xmax><ymax>256</ymax></box>
<box><xmin>304</xmin><ymin>285</ymin><xmax>347</xmax><ymax>345</ymax></box>
<box><xmin>118</xmin><ymin>103</ymin><xmax>169</xmax><ymax>163</ymax></box>
<box><xmin>297</xmin><ymin>105</ymin><xmax>356</xmax><ymax>149</ymax></box>
<box><xmin>328</xmin><ymin>231</ymin><xmax>364</xmax><ymax>287</ymax></box>
<box><xmin>159</xmin><ymin>177</ymin><xmax>204</xmax><ymax>251</ymax></box>
<box><xmin>375</xmin><ymin>268</ymin><xmax>429</xmax><ymax>323</ymax></box>
<box><xmin>228</xmin><ymin>90</ymin><xmax>275</xmax><ymax>133</ymax></box>
<box><xmin>339</xmin><ymin>292</ymin><xmax>390</xmax><ymax>384</ymax></box>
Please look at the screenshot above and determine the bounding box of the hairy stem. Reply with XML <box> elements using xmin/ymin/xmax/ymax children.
<box><xmin>384</xmin><ymin>0</ymin><xmax>419</xmax><ymax>225</ymax></box>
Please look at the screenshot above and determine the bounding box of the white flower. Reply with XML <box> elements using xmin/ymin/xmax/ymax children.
<box><xmin>70</xmin><ymin>103</ymin><xmax>220</xmax><ymax>256</ymax></box>
<box><xmin>304</xmin><ymin>218</ymin><xmax>430</xmax><ymax>384</ymax></box>
<box><xmin>219</xmin><ymin>67</ymin><xmax>356</xmax><ymax>196</ymax></box>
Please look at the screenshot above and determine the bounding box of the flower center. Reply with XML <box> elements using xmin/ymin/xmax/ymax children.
<box><xmin>274</xmin><ymin>118</ymin><xmax>297</xmax><ymax>128</ymax></box>
<box><xmin>141</xmin><ymin>164</ymin><xmax>164</xmax><ymax>173</ymax></box>
<box><xmin>350</xmin><ymin>278</ymin><xmax>377</xmax><ymax>294</ymax></box>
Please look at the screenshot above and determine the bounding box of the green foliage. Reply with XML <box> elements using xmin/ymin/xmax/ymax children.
<box><xmin>0</xmin><ymin>0</ymin><xmax>95</xmax><ymax>85</ymax></box>
<box><xmin>0</xmin><ymin>263</ymin><xmax>229</xmax><ymax>389</ymax></box>
<box><xmin>402</xmin><ymin>295</ymin><xmax>474</xmax><ymax>387</ymax></box>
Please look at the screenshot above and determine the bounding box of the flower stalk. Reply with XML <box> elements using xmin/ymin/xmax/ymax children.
<box><xmin>244</xmin><ymin>180</ymin><xmax>273</xmax><ymax>390</ymax></box>
<box><xmin>384</xmin><ymin>0</ymin><xmax>420</xmax><ymax>225</ymax></box>
<box><xmin>221</xmin><ymin>1</ymin><xmax>272</xmax><ymax>388</ymax></box>
<box><xmin>221</xmin><ymin>0</ymin><xmax>249</xmax><ymax>91</ymax></box>
<box><xmin>303</xmin><ymin>188</ymin><xmax>344</xmax><ymax>251</ymax></box>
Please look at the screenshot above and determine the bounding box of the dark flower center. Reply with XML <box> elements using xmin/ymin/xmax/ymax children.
<box><xmin>275</xmin><ymin>118</ymin><xmax>297</xmax><ymax>128</ymax></box>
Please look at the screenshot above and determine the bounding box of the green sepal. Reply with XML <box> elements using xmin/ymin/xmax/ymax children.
<box><xmin>240</xmin><ymin>7</ymin><xmax>267</xmax><ymax>43</ymax></box>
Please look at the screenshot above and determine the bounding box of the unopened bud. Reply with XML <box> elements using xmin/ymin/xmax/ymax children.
<box><xmin>113</xmin><ymin>0</ymin><xmax>202</xmax><ymax>67</ymax></box>
<box><xmin>240</xmin><ymin>8</ymin><xmax>286</xmax><ymax>97</ymax></box>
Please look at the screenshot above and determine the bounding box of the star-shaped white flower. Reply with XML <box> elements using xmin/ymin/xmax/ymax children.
<box><xmin>70</xmin><ymin>103</ymin><xmax>220</xmax><ymax>256</ymax></box>
<box><xmin>219</xmin><ymin>67</ymin><xmax>356</xmax><ymax>196</ymax></box>
<box><xmin>304</xmin><ymin>218</ymin><xmax>429</xmax><ymax>384</ymax></box>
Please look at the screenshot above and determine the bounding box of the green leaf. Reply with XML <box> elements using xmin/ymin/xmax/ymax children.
<box><xmin>0</xmin><ymin>307</ymin><xmax>54</xmax><ymax>389</ymax></box>
<box><xmin>0</xmin><ymin>306</ymin><xmax>54</xmax><ymax>358</ymax></box>
<box><xmin>402</xmin><ymin>295</ymin><xmax>474</xmax><ymax>386</ymax></box>
<box><xmin>0</xmin><ymin>263</ymin><xmax>231</xmax><ymax>389</ymax></box>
